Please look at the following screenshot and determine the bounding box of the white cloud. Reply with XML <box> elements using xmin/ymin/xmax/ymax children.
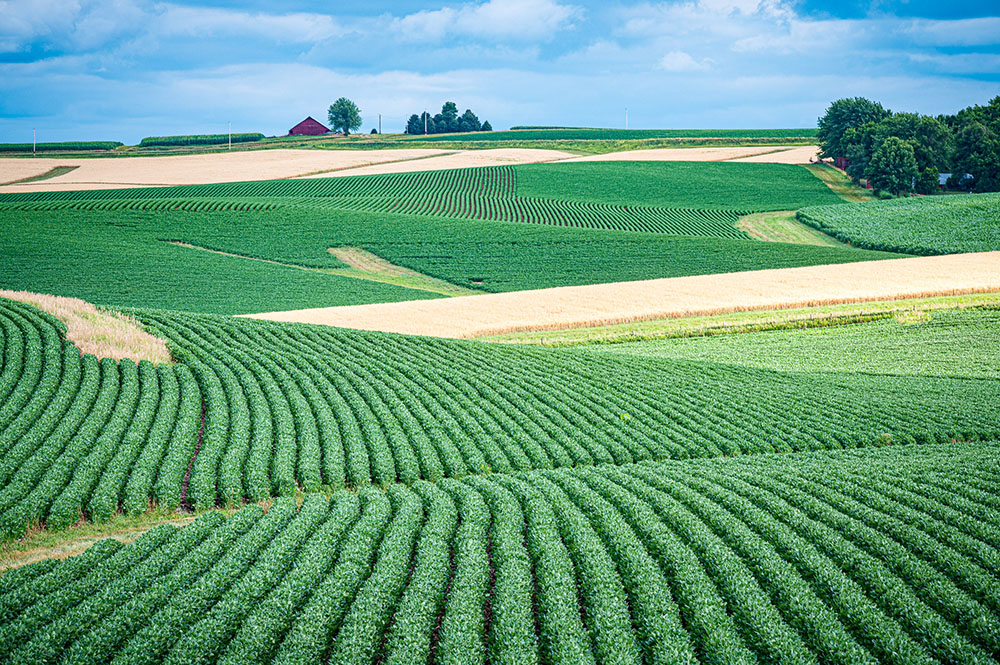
<box><xmin>392</xmin><ymin>0</ymin><xmax>581</xmax><ymax>42</ymax></box>
<box><xmin>152</xmin><ymin>4</ymin><xmax>345</xmax><ymax>43</ymax></box>
<box><xmin>659</xmin><ymin>50</ymin><xmax>711</xmax><ymax>71</ymax></box>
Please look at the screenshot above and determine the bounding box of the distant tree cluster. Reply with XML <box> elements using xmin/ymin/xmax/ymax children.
<box><xmin>817</xmin><ymin>96</ymin><xmax>1000</xmax><ymax>195</ymax></box>
<box><xmin>405</xmin><ymin>102</ymin><xmax>493</xmax><ymax>135</ymax></box>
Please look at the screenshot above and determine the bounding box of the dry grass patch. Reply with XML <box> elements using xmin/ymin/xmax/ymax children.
<box><xmin>299</xmin><ymin>148</ymin><xmax>576</xmax><ymax>178</ymax></box>
<box><xmin>328</xmin><ymin>247</ymin><xmax>480</xmax><ymax>296</ymax></box>
<box><xmin>165</xmin><ymin>241</ymin><xmax>475</xmax><ymax>297</ymax></box>
<box><xmin>805</xmin><ymin>163</ymin><xmax>875</xmax><ymax>202</ymax></box>
<box><xmin>0</xmin><ymin>290</ymin><xmax>173</xmax><ymax>363</ymax></box>
<box><xmin>244</xmin><ymin>252</ymin><xmax>1000</xmax><ymax>339</ymax></box>
<box><xmin>737</xmin><ymin>211</ymin><xmax>844</xmax><ymax>246</ymax></box>
<box><xmin>485</xmin><ymin>291</ymin><xmax>1000</xmax><ymax>346</ymax></box>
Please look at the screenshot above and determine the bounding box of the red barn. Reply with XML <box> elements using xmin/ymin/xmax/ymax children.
<box><xmin>288</xmin><ymin>116</ymin><xmax>330</xmax><ymax>136</ymax></box>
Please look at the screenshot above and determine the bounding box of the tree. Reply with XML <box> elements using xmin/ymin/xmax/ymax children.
<box><xmin>872</xmin><ymin>113</ymin><xmax>952</xmax><ymax>172</ymax></box>
<box><xmin>840</xmin><ymin>123</ymin><xmax>877</xmax><ymax>183</ymax></box>
<box><xmin>865</xmin><ymin>136</ymin><xmax>918</xmax><ymax>196</ymax></box>
<box><xmin>405</xmin><ymin>114</ymin><xmax>421</xmax><ymax>135</ymax></box>
<box><xmin>328</xmin><ymin>97</ymin><xmax>362</xmax><ymax>136</ymax></box>
<box><xmin>953</xmin><ymin>121</ymin><xmax>1000</xmax><ymax>192</ymax></box>
<box><xmin>817</xmin><ymin>97</ymin><xmax>891</xmax><ymax>159</ymax></box>
<box><xmin>481</xmin><ymin>120</ymin><xmax>493</xmax><ymax>132</ymax></box>
<box><xmin>421</xmin><ymin>112</ymin><xmax>436</xmax><ymax>135</ymax></box>
<box><xmin>439</xmin><ymin>101</ymin><xmax>459</xmax><ymax>133</ymax></box>
<box><xmin>915</xmin><ymin>167</ymin><xmax>940</xmax><ymax>195</ymax></box>
<box><xmin>458</xmin><ymin>109</ymin><xmax>481</xmax><ymax>133</ymax></box>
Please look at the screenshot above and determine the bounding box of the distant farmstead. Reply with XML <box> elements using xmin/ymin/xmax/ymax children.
<box><xmin>288</xmin><ymin>117</ymin><xmax>330</xmax><ymax>136</ymax></box>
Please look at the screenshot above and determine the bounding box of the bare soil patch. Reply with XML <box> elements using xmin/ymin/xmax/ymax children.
<box><xmin>299</xmin><ymin>148</ymin><xmax>576</xmax><ymax>178</ymax></box>
<box><xmin>0</xmin><ymin>290</ymin><xmax>173</xmax><ymax>363</ymax></box>
<box><xmin>730</xmin><ymin>146</ymin><xmax>821</xmax><ymax>164</ymax></box>
<box><xmin>243</xmin><ymin>252</ymin><xmax>1000</xmax><ymax>339</ymax></box>
<box><xmin>0</xmin><ymin>149</ymin><xmax>448</xmax><ymax>193</ymax></box>
<box><xmin>563</xmin><ymin>145</ymin><xmax>817</xmax><ymax>163</ymax></box>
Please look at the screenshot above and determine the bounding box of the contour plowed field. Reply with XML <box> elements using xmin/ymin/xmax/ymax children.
<box><xmin>0</xmin><ymin>166</ymin><xmax>749</xmax><ymax>239</ymax></box>
<box><xmin>1</xmin><ymin>444</ymin><xmax>996</xmax><ymax>665</ymax></box>
<box><xmin>3</xmin><ymin>296</ymin><xmax>999</xmax><ymax>541</ymax></box>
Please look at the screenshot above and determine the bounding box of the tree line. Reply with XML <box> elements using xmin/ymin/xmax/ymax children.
<box><xmin>817</xmin><ymin>96</ymin><xmax>1000</xmax><ymax>195</ymax></box>
<box><xmin>405</xmin><ymin>102</ymin><xmax>493</xmax><ymax>135</ymax></box>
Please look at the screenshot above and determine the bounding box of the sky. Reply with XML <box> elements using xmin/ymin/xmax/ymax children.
<box><xmin>1</xmin><ymin>0</ymin><xmax>998</xmax><ymax>143</ymax></box>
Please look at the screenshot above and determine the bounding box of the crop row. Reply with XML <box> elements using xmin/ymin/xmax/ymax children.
<box><xmin>1</xmin><ymin>442</ymin><xmax>996</xmax><ymax>664</ymax></box>
<box><xmin>0</xmin><ymin>141</ymin><xmax>123</xmax><ymax>153</ymax></box>
<box><xmin>0</xmin><ymin>166</ymin><xmax>518</xmax><ymax>203</ymax></box>
<box><xmin>0</xmin><ymin>164</ymin><xmax>749</xmax><ymax>238</ymax></box>
<box><xmin>0</xmin><ymin>198</ymin><xmax>282</xmax><ymax>213</ymax></box>
<box><xmin>797</xmin><ymin>193</ymin><xmax>1000</xmax><ymax>255</ymax></box>
<box><xmin>138</xmin><ymin>133</ymin><xmax>265</xmax><ymax>148</ymax></box>
<box><xmin>0</xmin><ymin>299</ymin><xmax>201</xmax><ymax>539</ymax></box>
<box><xmin>3</xmin><ymin>297</ymin><xmax>998</xmax><ymax>532</ymax></box>
<box><xmin>136</xmin><ymin>309</ymin><xmax>1000</xmax><ymax>508</ymax></box>
<box><xmin>303</xmin><ymin>195</ymin><xmax>748</xmax><ymax>237</ymax></box>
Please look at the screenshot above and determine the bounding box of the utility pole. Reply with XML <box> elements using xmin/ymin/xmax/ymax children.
<box><xmin>378</xmin><ymin>113</ymin><xmax>382</xmax><ymax>135</ymax></box>
<box><xmin>228</xmin><ymin>121</ymin><xmax>232</xmax><ymax>150</ymax></box>
<box><xmin>33</xmin><ymin>128</ymin><xmax>36</xmax><ymax>156</ymax></box>
<box><xmin>424</xmin><ymin>111</ymin><xmax>428</xmax><ymax>135</ymax></box>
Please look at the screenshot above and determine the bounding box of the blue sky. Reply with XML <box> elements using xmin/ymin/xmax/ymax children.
<box><xmin>1</xmin><ymin>0</ymin><xmax>998</xmax><ymax>143</ymax></box>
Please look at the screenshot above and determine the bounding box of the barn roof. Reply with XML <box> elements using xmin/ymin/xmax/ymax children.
<box><xmin>289</xmin><ymin>116</ymin><xmax>330</xmax><ymax>135</ymax></box>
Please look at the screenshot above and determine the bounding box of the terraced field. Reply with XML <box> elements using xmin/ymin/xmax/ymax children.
<box><xmin>798</xmin><ymin>193</ymin><xmax>1000</xmax><ymax>255</ymax></box>
<box><xmin>1</xmin><ymin>443</ymin><xmax>996</xmax><ymax>665</ymax></box>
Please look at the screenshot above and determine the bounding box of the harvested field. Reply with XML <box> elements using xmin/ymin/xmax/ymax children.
<box><xmin>564</xmin><ymin>145</ymin><xmax>818</xmax><ymax>163</ymax></box>
<box><xmin>731</xmin><ymin>145</ymin><xmax>821</xmax><ymax>163</ymax></box>
<box><xmin>0</xmin><ymin>160</ymin><xmax>59</xmax><ymax>185</ymax></box>
<box><xmin>297</xmin><ymin>148</ymin><xmax>575</xmax><ymax>178</ymax></box>
<box><xmin>244</xmin><ymin>251</ymin><xmax>1000</xmax><ymax>338</ymax></box>
<box><xmin>0</xmin><ymin>149</ymin><xmax>448</xmax><ymax>192</ymax></box>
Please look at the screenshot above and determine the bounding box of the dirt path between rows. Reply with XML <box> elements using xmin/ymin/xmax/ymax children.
<box><xmin>243</xmin><ymin>252</ymin><xmax>1000</xmax><ymax>339</ymax></box>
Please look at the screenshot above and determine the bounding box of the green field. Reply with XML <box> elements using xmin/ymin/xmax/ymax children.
<box><xmin>517</xmin><ymin>162</ymin><xmax>843</xmax><ymax>211</ymax></box>
<box><xmin>585</xmin><ymin>308</ymin><xmax>1000</xmax><ymax>379</ymax></box>
<box><xmin>2</xmin><ymin>147</ymin><xmax>998</xmax><ymax>665</ymax></box>
<box><xmin>0</xmin><ymin>163</ymin><xmax>892</xmax><ymax>313</ymax></box>
<box><xmin>403</xmin><ymin>127</ymin><xmax>819</xmax><ymax>141</ymax></box>
<box><xmin>1</xmin><ymin>296</ymin><xmax>997</xmax><ymax>541</ymax></box>
<box><xmin>1</xmin><ymin>441</ymin><xmax>996</xmax><ymax>665</ymax></box>
<box><xmin>798</xmin><ymin>192</ymin><xmax>1000</xmax><ymax>255</ymax></box>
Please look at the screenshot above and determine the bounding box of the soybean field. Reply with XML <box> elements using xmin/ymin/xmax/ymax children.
<box><xmin>2</xmin><ymin>296</ymin><xmax>999</xmax><ymax>542</ymax></box>
<box><xmin>0</xmin><ymin>162</ymin><xmax>896</xmax><ymax>313</ymax></box>
<box><xmin>1</xmin><ymin>146</ymin><xmax>998</xmax><ymax>665</ymax></box>
<box><xmin>1</xmin><ymin>443</ymin><xmax>998</xmax><ymax>665</ymax></box>
<box><xmin>797</xmin><ymin>193</ymin><xmax>1000</xmax><ymax>255</ymax></box>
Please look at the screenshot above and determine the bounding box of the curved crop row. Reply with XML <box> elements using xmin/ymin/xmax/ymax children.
<box><xmin>0</xmin><ymin>299</ymin><xmax>201</xmax><ymax>539</ymax></box>
<box><xmin>1</xmin><ymin>442</ymin><xmax>996</xmax><ymax>664</ymax></box>
<box><xmin>0</xmin><ymin>166</ymin><xmax>751</xmax><ymax>239</ymax></box>
<box><xmin>3</xmin><ymin>296</ymin><xmax>999</xmax><ymax>529</ymax></box>
<box><xmin>136</xmin><ymin>309</ymin><xmax>1000</xmax><ymax>507</ymax></box>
